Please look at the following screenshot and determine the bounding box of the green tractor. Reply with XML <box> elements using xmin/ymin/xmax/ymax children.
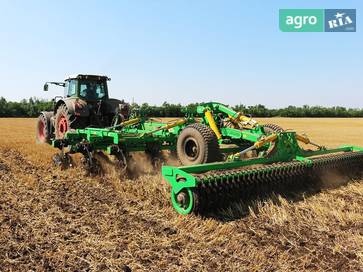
<box><xmin>36</xmin><ymin>74</ymin><xmax>130</xmax><ymax>143</ymax></box>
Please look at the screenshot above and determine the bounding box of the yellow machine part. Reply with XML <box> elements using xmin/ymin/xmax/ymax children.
<box><xmin>237</xmin><ymin>113</ymin><xmax>253</xmax><ymax>123</ymax></box>
<box><xmin>120</xmin><ymin>118</ymin><xmax>140</xmax><ymax>127</ymax></box>
<box><xmin>204</xmin><ymin>110</ymin><xmax>222</xmax><ymax>139</ymax></box>
<box><xmin>163</xmin><ymin>119</ymin><xmax>187</xmax><ymax>130</ymax></box>
<box><xmin>254</xmin><ymin>134</ymin><xmax>278</xmax><ymax>148</ymax></box>
<box><xmin>296</xmin><ymin>133</ymin><xmax>323</xmax><ymax>149</ymax></box>
<box><xmin>147</xmin><ymin>119</ymin><xmax>187</xmax><ymax>135</ymax></box>
<box><xmin>228</xmin><ymin>112</ymin><xmax>255</xmax><ymax>128</ymax></box>
<box><xmin>296</xmin><ymin>134</ymin><xmax>310</xmax><ymax>144</ymax></box>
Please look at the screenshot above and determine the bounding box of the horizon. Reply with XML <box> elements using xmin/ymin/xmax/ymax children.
<box><xmin>0</xmin><ymin>1</ymin><xmax>361</xmax><ymax>108</ymax></box>
<box><xmin>3</xmin><ymin>96</ymin><xmax>363</xmax><ymax>110</ymax></box>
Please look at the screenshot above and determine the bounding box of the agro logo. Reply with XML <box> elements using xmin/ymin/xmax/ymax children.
<box><xmin>325</xmin><ymin>9</ymin><xmax>356</xmax><ymax>32</ymax></box>
<box><xmin>286</xmin><ymin>15</ymin><xmax>317</xmax><ymax>29</ymax></box>
<box><xmin>279</xmin><ymin>9</ymin><xmax>324</xmax><ymax>32</ymax></box>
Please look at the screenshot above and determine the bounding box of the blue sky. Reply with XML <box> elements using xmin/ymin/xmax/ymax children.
<box><xmin>0</xmin><ymin>0</ymin><xmax>361</xmax><ymax>107</ymax></box>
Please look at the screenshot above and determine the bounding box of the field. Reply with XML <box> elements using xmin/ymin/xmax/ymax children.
<box><xmin>0</xmin><ymin>118</ymin><xmax>363</xmax><ymax>271</ymax></box>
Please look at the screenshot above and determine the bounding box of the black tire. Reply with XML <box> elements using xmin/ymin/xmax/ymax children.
<box><xmin>36</xmin><ymin>113</ymin><xmax>51</xmax><ymax>143</ymax></box>
<box><xmin>263</xmin><ymin>123</ymin><xmax>284</xmax><ymax>134</ymax></box>
<box><xmin>55</xmin><ymin>104</ymin><xmax>74</xmax><ymax>139</ymax></box>
<box><xmin>177</xmin><ymin>123</ymin><xmax>222</xmax><ymax>166</ymax></box>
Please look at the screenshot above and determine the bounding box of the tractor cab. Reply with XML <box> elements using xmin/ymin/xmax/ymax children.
<box><xmin>44</xmin><ymin>74</ymin><xmax>111</xmax><ymax>102</ymax></box>
<box><xmin>64</xmin><ymin>74</ymin><xmax>110</xmax><ymax>101</ymax></box>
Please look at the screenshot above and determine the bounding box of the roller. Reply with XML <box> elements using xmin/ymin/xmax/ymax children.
<box><xmin>162</xmin><ymin>132</ymin><xmax>363</xmax><ymax>215</ymax></box>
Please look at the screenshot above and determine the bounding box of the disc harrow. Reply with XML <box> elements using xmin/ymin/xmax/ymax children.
<box><xmin>42</xmin><ymin>101</ymin><xmax>363</xmax><ymax>215</ymax></box>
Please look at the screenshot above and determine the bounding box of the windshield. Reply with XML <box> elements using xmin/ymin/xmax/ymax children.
<box><xmin>79</xmin><ymin>80</ymin><xmax>107</xmax><ymax>100</ymax></box>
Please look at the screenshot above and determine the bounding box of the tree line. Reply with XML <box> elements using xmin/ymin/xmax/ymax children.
<box><xmin>0</xmin><ymin>97</ymin><xmax>53</xmax><ymax>117</ymax></box>
<box><xmin>1</xmin><ymin>97</ymin><xmax>363</xmax><ymax>118</ymax></box>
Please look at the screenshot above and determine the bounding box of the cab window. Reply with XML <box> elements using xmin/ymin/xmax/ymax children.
<box><xmin>67</xmin><ymin>80</ymin><xmax>77</xmax><ymax>97</ymax></box>
<box><xmin>79</xmin><ymin>80</ymin><xmax>107</xmax><ymax>100</ymax></box>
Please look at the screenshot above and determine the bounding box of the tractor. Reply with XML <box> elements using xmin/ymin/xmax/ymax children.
<box><xmin>36</xmin><ymin>74</ymin><xmax>130</xmax><ymax>143</ymax></box>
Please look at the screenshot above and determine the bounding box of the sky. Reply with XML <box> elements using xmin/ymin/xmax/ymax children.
<box><xmin>0</xmin><ymin>0</ymin><xmax>361</xmax><ymax>108</ymax></box>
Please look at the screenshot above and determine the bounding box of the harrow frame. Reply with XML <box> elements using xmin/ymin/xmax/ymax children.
<box><xmin>51</xmin><ymin>102</ymin><xmax>269</xmax><ymax>171</ymax></box>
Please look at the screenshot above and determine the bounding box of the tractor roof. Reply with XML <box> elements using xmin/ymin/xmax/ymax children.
<box><xmin>65</xmin><ymin>74</ymin><xmax>110</xmax><ymax>81</ymax></box>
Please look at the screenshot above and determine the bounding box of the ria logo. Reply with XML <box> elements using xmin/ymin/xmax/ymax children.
<box><xmin>279</xmin><ymin>9</ymin><xmax>356</xmax><ymax>32</ymax></box>
<box><xmin>328</xmin><ymin>12</ymin><xmax>351</xmax><ymax>28</ymax></box>
<box><xmin>325</xmin><ymin>9</ymin><xmax>356</xmax><ymax>32</ymax></box>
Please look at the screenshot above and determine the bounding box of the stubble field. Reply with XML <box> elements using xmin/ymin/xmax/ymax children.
<box><xmin>0</xmin><ymin>118</ymin><xmax>362</xmax><ymax>271</ymax></box>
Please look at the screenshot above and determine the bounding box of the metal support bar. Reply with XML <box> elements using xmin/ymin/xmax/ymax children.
<box><xmin>204</xmin><ymin>110</ymin><xmax>222</xmax><ymax>140</ymax></box>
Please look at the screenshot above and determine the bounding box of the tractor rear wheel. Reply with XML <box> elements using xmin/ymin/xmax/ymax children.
<box><xmin>177</xmin><ymin>123</ymin><xmax>222</xmax><ymax>166</ymax></box>
<box><xmin>55</xmin><ymin>104</ymin><xmax>73</xmax><ymax>139</ymax></box>
<box><xmin>36</xmin><ymin>113</ymin><xmax>51</xmax><ymax>143</ymax></box>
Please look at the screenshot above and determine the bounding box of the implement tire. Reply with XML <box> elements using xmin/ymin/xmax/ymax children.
<box><xmin>177</xmin><ymin>123</ymin><xmax>222</xmax><ymax>166</ymax></box>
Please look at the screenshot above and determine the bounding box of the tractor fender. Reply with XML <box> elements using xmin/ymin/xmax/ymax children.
<box><xmin>54</xmin><ymin>98</ymin><xmax>90</xmax><ymax>117</ymax></box>
<box><xmin>40</xmin><ymin>111</ymin><xmax>54</xmax><ymax>119</ymax></box>
<box><xmin>105</xmin><ymin>98</ymin><xmax>123</xmax><ymax>113</ymax></box>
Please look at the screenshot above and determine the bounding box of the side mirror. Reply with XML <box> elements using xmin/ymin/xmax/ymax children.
<box><xmin>43</xmin><ymin>83</ymin><xmax>48</xmax><ymax>92</ymax></box>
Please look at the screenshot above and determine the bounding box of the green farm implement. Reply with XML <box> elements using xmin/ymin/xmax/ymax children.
<box><xmin>49</xmin><ymin>101</ymin><xmax>363</xmax><ymax>215</ymax></box>
<box><xmin>163</xmin><ymin>135</ymin><xmax>363</xmax><ymax>214</ymax></box>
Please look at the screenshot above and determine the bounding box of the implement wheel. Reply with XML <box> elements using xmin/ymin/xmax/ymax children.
<box><xmin>177</xmin><ymin>123</ymin><xmax>222</xmax><ymax>166</ymax></box>
<box><xmin>171</xmin><ymin>188</ymin><xmax>199</xmax><ymax>215</ymax></box>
